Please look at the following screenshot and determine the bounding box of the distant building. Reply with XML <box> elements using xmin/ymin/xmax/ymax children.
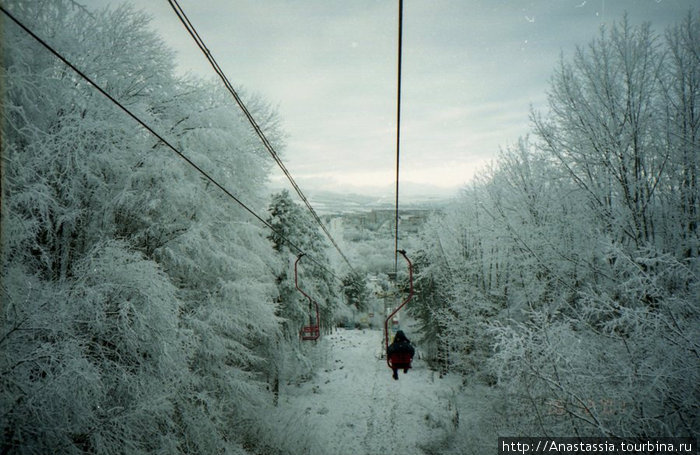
<box><xmin>330</xmin><ymin>209</ymin><xmax>432</xmax><ymax>233</ymax></box>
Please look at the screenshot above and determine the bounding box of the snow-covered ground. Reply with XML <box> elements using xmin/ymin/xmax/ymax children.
<box><xmin>270</xmin><ymin>328</ymin><xmax>461</xmax><ymax>455</ymax></box>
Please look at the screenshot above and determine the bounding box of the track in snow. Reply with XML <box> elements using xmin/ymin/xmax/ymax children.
<box><xmin>276</xmin><ymin>328</ymin><xmax>458</xmax><ymax>455</ymax></box>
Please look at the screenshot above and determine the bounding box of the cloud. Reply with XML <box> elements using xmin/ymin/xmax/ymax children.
<box><xmin>91</xmin><ymin>0</ymin><xmax>698</xmax><ymax>198</ymax></box>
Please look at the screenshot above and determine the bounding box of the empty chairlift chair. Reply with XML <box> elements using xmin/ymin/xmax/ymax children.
<box><xmin>295</xmin><ymin>254</ymin><xmax>321</xmax><ymax>341</ymax></box>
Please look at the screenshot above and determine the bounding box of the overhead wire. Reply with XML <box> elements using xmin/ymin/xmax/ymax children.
<box><xmin>166</xmin><ymin>0</ymin><xmax>356</xmax><ymax>274</ymax></box>
<box><xmin>394</xmin><ymin>0</ymin><xmax>404</xmax><ymax>277</ymax></box>
<box><xmin>0</xmin><ymin>4</ymin><xmax>343</xmax><ymax>283</ymax></box>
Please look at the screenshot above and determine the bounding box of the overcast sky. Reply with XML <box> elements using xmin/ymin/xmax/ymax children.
<box><xmin>91</xmin><ymin>0</ymin><xmax>697</xmax><ymax>198</ymax></box>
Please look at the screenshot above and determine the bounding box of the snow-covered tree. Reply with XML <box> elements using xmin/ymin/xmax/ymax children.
<box><xmin>418</xmin><ymin>14</ymin><xmax>699</xmax><ymax>443</ymax></box>
<box><xmin>342</xmin><ymin>270</ymin><xmax>370</xmax><ymax>312</ymax></box>
<box><xmin>533</xmin><ymin>16</ymin><xmax>667</xmax><ymax>249</ymax></box>
<box><xmin>661</xmin><ymin>12</ymin><xmax>700</xmax><ymax>259</ymax></box>
<box><xmin>1</xmin><ymin>1</ymin><xmax>286</xmax><ymax>452</ymax></box>
<box><xmin>404</xmin><ymin>247</ymin><xmax>451</xmax><ymax>374</ymax></box>
<box><xmin>267</xmin><ymin>190</ymin><xmax>338</xmax><ymax>336</ymax></box>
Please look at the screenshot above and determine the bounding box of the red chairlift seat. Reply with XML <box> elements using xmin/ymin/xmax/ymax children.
<box><xmin>388</xmin><ymin>351</ymin><xmax>413</xmax><ymax>370</ymax></box>
<box><xmin>300</xmin><ymin>324</ymin><xmax>320</xmax><ymax>341</ymax></box>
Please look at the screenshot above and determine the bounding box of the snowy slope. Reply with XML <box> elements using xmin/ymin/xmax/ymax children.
<box><xmin>271</xmin><ymin>329</ymin><xmax>460</xmax><ymax>455</ymax></box>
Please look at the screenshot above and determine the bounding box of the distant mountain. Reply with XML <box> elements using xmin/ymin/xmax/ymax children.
<box><xmin>306</xmin><ymin>189</ymin><xmax>454</xmax><ymax>214</ymax></box>
<box><xmin>266</xmin><ymin>180</ymin><xmax>459</xmax><ymax>214</ymax></box>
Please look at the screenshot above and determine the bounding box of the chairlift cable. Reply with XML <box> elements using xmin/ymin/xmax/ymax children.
<box><xmin>383</xmin><ymin>1</ymin><xmax>414</xmax><ymax>371</ymax></box>
<box><xmin>0</xmin><ymin>5</ymin><xmax>343</xmax><ymax>283</ymax></box>
<box><xmin>167</xmin><ymin>0</ymin><xmax>356</xmax><ymax>274</ymax></box>
<box><xmin>394</xmin><ymin>0</ymin><xmax>404</xmax><ymax>277</ymax></box>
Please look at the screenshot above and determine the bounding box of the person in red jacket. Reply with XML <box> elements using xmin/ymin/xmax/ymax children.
<box><xmin>387</xmin><ymin>330</ymin><xmax>415</xmax><ymax>380</ymax></box>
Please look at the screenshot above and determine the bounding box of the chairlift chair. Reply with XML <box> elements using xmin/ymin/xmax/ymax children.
<box><xmin>294</xmin><ymin>254</ymin><xmax>321</xmax><ymax>341</ymax></box>
<box><xmin>384</xmin><ymin>250</ymin><xmax>414</xmax><ymax>369</ymax></box>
